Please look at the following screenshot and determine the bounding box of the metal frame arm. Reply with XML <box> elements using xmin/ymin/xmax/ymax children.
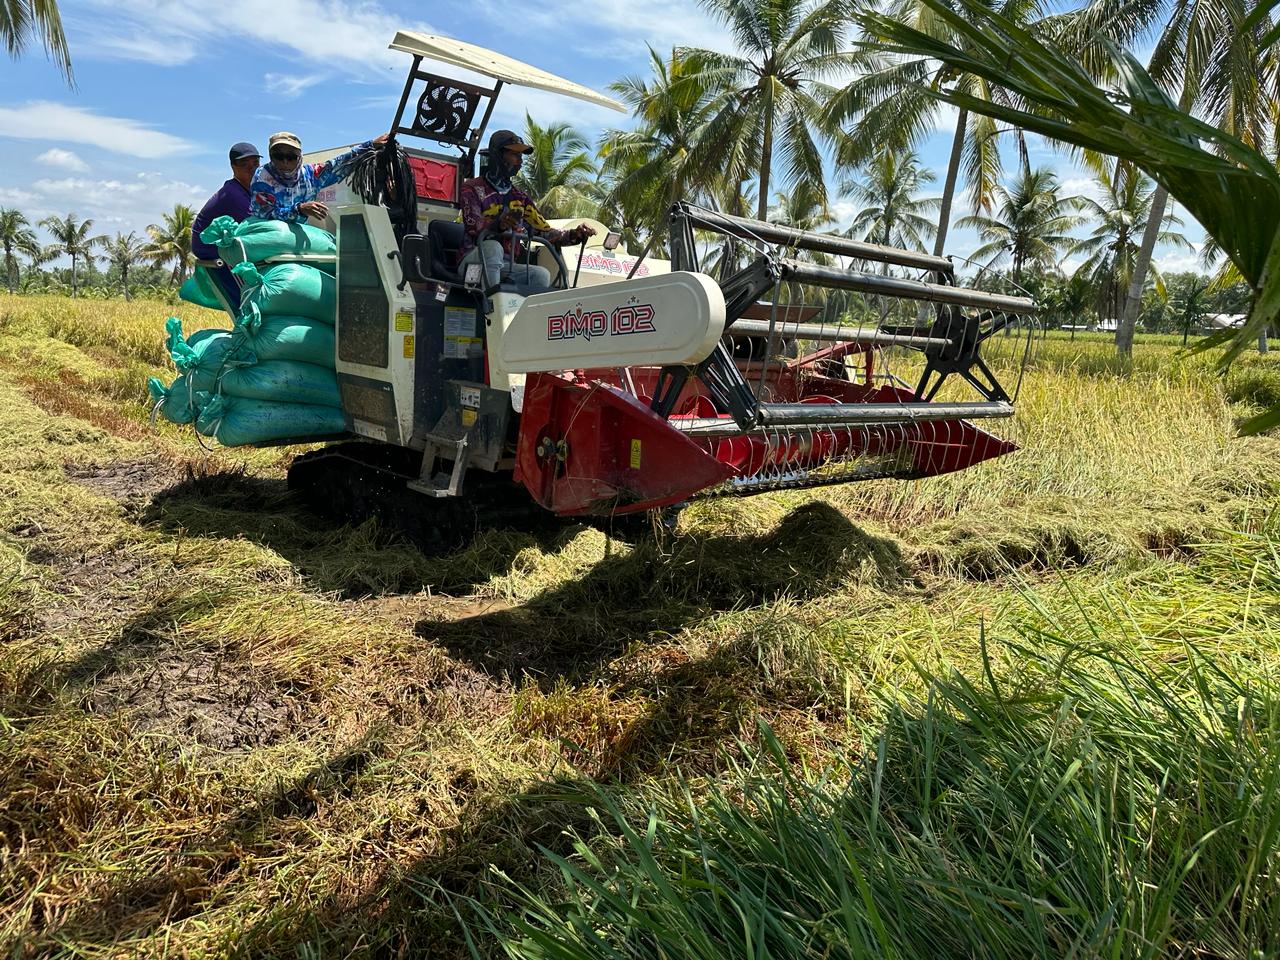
<box><xmin>672</xmin><ymin>201</ymin><xmax>955</xmax><ymax>277</ymax></box>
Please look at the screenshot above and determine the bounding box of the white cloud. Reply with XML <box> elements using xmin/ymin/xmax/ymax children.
<box><xmin>85</xmin><ymin>32</ymin><xmax>198</xmax><ymax>66</ymax></box>
<box><xmin>931</xmin><ymin>103</ymin><xmax>961</xmax><ymax>136</ymax></box>
<box><xmin>829</xmin><ymin>199</ymin><xmax>859</xmax><ymax>232</ymax></box>
<box><xmin>80</xmin><ymin>0</ymin><xmax>723</xmax><ymax>81</ymax></box>
<box><xmin>30</xmin><ymin>172</ymin><xmax>205</xmax><ymax>203</ymax></box>
<box><xmin>15</xmin><ymin>172</ymin><xmax>209</xmax><ymax>242</ymax></box>
<box><xmin>0</xmin><ymin>102</ymin><xmax>195</xmax><ymax>157</ymax></box>
<box><xmin>481</xmin><ymin>0</ymin><xmax>732</xmax><ymax>57</ymax></box>
<box><xmin>491</xmin><ymin>86</ymin><xmax>625</xmax><ymax>131</ymax></box>
<box><xmin>1059</xmin><ymin>176</ymin><xmax>1106</xmax><ymax>205</ymax></box>
<box><xmin>81</xmin><ymin>0</ymin><xmax>432</xmax><ymax>74</ymax></box>
<box><xmin>0</xmin><ymin>187</ymin><xmax>39</xmax><ymax>207</ymax></box>
<box><xmin>35</xmin><ymin>148</ymin><xmax>89</xmax><ymax>172</ymax></box>
<box><xmin>1155</xmin><ymin>242</ymin><xmax>1205</xmax><ymax>275</ymax></box>
<box><xmin>265</xmin><ymin>73</ymin><xmax>324</xmax><ymax>100</ymax></box>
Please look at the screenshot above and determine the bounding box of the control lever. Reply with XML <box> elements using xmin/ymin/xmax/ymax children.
<box><xmin>571</xmin><ymin>238</ymin><xmax>587</xmax><ymax>288</ymax></box>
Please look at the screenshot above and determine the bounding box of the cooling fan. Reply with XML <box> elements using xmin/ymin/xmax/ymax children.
<box><xmin>413</xmin><ymin>83</ymin><xmax>475</xmax><ymax>140</ymax></box>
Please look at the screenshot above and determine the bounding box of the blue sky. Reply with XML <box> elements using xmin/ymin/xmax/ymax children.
<box><xmin>1</xmin><ymin>0</ymin><xmax>1204</xmax><ymax>275</ymax></box>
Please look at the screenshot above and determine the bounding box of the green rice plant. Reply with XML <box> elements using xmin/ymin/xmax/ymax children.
<box><xmin>0</xmin><ymin>293</ymin><xmax>227</xmax><ymax>368</ymax></box>
<box><xmin>460</xmin><ymin>628</ymin><xmax>1280</xmax><ymax>958</ymax></box>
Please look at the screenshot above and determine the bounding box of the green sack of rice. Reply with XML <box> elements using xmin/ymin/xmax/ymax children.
<box><xmin>216</xmin><ymin>359</ymin><xmax>340</xmax><ymax>408</ymax></box>
<box><xmin>147</xmin><ymin>375</ymin><xmax>211</xmax><ymax>425</ymax></box>
<box><xmin>199</xmin><ymin>215</ymin><xmax>335</xmax><ymax>266</ymax></box>
<box><xmin>165</xmin><ymin>318</ymin><xmax>234</xmax><ymax>392</ymax></box>
<box><xmin>233</xmin><ymin>262</ymin><xmax>335</xmax><ymax>324</ymax></box>
<box><xmin>195</xmin><ymin>395</ymin><xmax>347</xmax><ymax>447</ymax></box>
<box><xmin>233</xmin><ymin>303</ymin><xmax>335</xmax><ymax>367</ymax></box>
<box><xmin>178</xmin><ymin>269</ymin><xmax>226</xmax><ymax>311</ymax></box>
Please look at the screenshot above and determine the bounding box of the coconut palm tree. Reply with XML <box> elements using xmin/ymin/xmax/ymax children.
<box><xmin>39</xmin><ymin>213</ymin><xmax>103</xmax><ymax>297</ymax></box>
<box><xmin>832</xmin><ymin>0</ymin><xmax>1050</xmax><ymax>258</ymax></box>
<box><xmin>144</xmin><ymin>204</ymin><xmax>196</xmax><ymax>285</ymax></box>
<box><xmin>2</xmin><ymin>0</ymin><xmax>72</xmax><ymax>82</ymax></box>
<box><xmin>766</xmin><ymin>180</ymin><xmax>872</xmax><ymax>321</ymax></box>
<box><xmin>768</xmin><ymin>179</ymin><xmax>834</xmax><ymax>232</ymax></box>
<box><xmin>1044</xmin><ymin>266</ymin><xmax>1096</xmax><ymax>338</ymax></box>
<box><xmin>1069</xmin><ymin>161</ymin><xmax>1190</xmax><ymax>326</ymax></box>
<box><xmin>102</xmin><ymin>232</ymin><xmax>145</xmax><ymax>300</ymax></box>
<box><xmin>17</xmin><ymin>232</ymin><xmax>52</xmax><ymax>289</ymax></box>
<box><xmin>858</xmin><ymin>0</ymin><xmax>1280</xmax><ymax>395</ymax></box>
<box><xmin>0</xmin><ymin>207</ymin><xmax>38</xmax><ymax>293</ymax></box>
<box><xmin>679</xmin><ymin>0</ymin><xmax>858</xmax><ymax>222</ymax></box>
<box><xmin>843</xmin><ymin>148</ymin><xmax>940</xmax><ymax>252</ymax></box>
<box><xmin>514</xmin><ymin>114</ymin><xmax>598</xmax><ymax>219</ymax></box>
<box><xmin>956</xmin><ymin>167</ymin><xmax>1084</xmax><ymax>283</ymax></box>
<box><xmin>599</xmin><ymin>47</ymin><xmax>725</xmax><ymax>245</ymax></box>
<box><xmin>1059</xmin><ymin>0</ymin><xmax>1280</xmax><ymax>354</ymax></box>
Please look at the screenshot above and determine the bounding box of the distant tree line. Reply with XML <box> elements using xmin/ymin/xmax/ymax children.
<box><xmin>0</xmin><ymin>205</ymin><xmax>193</xmax><ymax>301</ymax></box>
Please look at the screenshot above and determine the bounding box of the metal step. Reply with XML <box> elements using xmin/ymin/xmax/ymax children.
<box><xmin>406</xmin><ymin>432</ymin><xmax>469</xmax><ymax>497</ymax></box>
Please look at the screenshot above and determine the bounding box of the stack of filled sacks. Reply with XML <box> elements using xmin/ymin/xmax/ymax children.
<box><xmin>149</xmin><ymin>216</ymin><xmax>347</xmax><ymax>446</ymax></box>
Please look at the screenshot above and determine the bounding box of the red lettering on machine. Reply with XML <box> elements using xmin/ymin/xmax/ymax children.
<box><xmin>547</xmin><ymin>302</ymin><xmax>656</xmax><ymax>341</ymax></box>
<box><xmin>577</xmin><ymin>252</ymin><xmax>650</xmax><ymax>277</ymax></box>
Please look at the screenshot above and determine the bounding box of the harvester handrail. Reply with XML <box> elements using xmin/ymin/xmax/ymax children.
<box><xmin>669</xmin><ymin>400</ymin><xmax>1015</xmax><ymax>437</ymax></box>
<box><xmin>678</xmin><ymin>204</ymin><xmax>954</xmax><ymax>275</ymax></box>
<box><xmin>780</xmin><ymin>261</ymin><xmax>1037</xmax><ymax>315</ymax></box>
<box><xmin>731</xmin><ymin>318</ymin><xmax>952</xmax><ymax>349</ymax></box>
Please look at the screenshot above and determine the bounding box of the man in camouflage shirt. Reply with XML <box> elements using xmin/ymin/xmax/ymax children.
<box><xmin>459</xmin><ymin>129</ymin><xmax>594</xmax><ymax>292</ymax></box>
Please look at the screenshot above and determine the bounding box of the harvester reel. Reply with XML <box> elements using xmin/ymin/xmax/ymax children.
<box><xmin>911</xmin><ymin>307</ymin><xmax>1014</xmax><ymax>403</ymax></box>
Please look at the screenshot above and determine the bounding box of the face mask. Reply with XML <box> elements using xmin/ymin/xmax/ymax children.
<box><xmin>485</xmin><ymin>150</ymin><xmax>519</xmax><ymax>191</ymax></box>
<box><xmin>270</xmin><ymin>158</ymin><xmax>301</xmax><ymax>186</ymax></box>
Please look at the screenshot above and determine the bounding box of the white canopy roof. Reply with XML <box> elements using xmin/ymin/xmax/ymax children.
<box><xmin>389</xmin><ymin>32</ymin><xmax>626</xmax><ymax>113</ymax></box>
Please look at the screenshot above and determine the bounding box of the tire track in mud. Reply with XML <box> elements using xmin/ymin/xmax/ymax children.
<box><xmin>32</xmin><ymin>454</ymin><xmax>511</xmax><ymax>750</ymax></box>
<box><xmin>5</xmin><ymin>455</ymin><xmax>314</xmax><ymax>751</ymax></box>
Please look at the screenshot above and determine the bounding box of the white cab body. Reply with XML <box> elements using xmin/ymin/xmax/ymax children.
<box><xmin>492</xmin><ymin>271</ymin><xmax>726</xmax><ymax>376</ymax></box>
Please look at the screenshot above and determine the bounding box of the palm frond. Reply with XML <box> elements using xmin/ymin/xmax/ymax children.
<box><xmin>2</xmin><ymin>0</ymin><xmax>73</xmax><ymax>83</ymax></box>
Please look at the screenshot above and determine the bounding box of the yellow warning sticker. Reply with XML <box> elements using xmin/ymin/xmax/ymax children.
<box><xmin>394</xmin><ymin>311</ymin><xmax>414</xmax><ymax>332</ymax></box>
<box><xmin>630</xmin><ymin>438</ymin><xmax>642</xmax><ymax>469</ymax></box>
<box><xmin>461</xmin><ymin>408</ymin><xmax>477</xmax><ymax>427</ymax></box>
<box><xmin>403</xmin><ymin>335</ymin><xmax>415</xmax><ymax>358</ymax></box>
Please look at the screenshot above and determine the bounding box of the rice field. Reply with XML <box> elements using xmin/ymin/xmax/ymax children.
<box><xmin>1</xmin><ymin>292</ymin><xmax>1278</xmax><ymax>958</ymax></box>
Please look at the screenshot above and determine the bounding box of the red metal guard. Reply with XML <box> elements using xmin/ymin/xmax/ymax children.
<box><xmin>514</xmin><ymin>372</ymin><xmax>734</xmax><ymax>515</ymax></box>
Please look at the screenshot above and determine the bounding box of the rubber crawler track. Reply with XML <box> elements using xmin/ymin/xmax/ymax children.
<box><xmin>286</xmin><ymin>441</ymin><xmax>564</xmax><ymax>554</ymax></box>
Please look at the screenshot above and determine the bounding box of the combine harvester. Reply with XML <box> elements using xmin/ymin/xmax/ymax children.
<box><xmin>184</xmin><ymin>34</ymin><xmax>1038</xmax><ymax>544</ymax></box>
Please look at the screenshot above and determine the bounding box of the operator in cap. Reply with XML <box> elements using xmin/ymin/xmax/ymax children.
<box><xmin>191</xmin><ymin>141</ymin><xmax>261</xmax><ymax>307</ymax></box>
<box><xmin>459</xmin><ymin>129</ymin><xmax>595</xmax><ymax>293</ymax></box>
<box><xmin>248</xmin><ymin>130</ymin><xmax>389</xmax><ymax>223</ymax></box>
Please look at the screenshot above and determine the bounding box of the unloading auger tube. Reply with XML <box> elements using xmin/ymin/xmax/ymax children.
<box><xmin>505</xmin><ymin>203</ymin><xmax>1037</xmax><ymax>514</ymax></box>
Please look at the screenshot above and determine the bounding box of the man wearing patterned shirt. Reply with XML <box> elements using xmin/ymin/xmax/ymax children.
<box><xmin>459</xmin><ymin>129</ymin><xmax>594</xmax><ymax>293</ymax></box>
<box><xmin>248</xmin><ymin>131</ymin><xmax>390</xmax><ymax>222</ymax></box>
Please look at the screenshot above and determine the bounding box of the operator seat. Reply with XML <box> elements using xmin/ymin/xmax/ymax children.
<box><xmin>425</xmin><ymin>219</ymin><xmax>556</xmax><ymax>295</ymax></box>
<box><xmin>427</xmin><ymin>219</ymin><xmax>465</xmax><ymax>283</ymax></box>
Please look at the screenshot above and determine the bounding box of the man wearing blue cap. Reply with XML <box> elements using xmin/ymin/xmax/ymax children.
<box><xmin>191</xmin><ymin>141</ymin><xmax>261</xmax><ymax>306</ymax></box>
